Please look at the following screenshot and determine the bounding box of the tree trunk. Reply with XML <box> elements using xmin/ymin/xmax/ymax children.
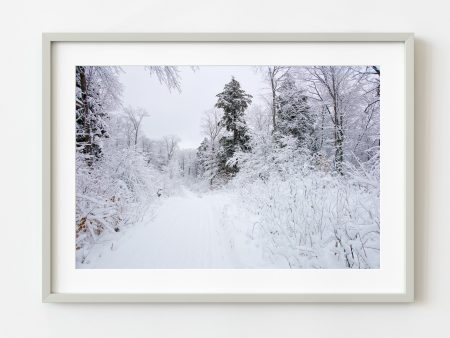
<box><xmin>270</xmin><ymin>73</ymin><xmax>277</xmax><ymax>131</ymax></box>
<box><xmin>333</xmin><ymin>97</ymin><xmax>344</xmax><ymax>175</ymax></box>
<box><xmin>78</xmin><ymin>66</ymin><xmax>93</xmax><ymax>165</ymax></box>
<box><xmin>335</xmin><ymin>127</ymin><xmax>344</xmax><ymax>174</ymax></box>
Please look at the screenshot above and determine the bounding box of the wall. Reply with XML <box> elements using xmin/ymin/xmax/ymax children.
<box><xmin>0</xmin><ymin>0</ymin><xmax>447</xmax><ymax>337</ymax></box>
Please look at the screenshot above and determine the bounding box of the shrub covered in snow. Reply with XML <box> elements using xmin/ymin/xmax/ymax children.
<box><xmin>75</xmin><ymin>145</ymin><xmax>161</xmax><ymax>254</ymax></box>
<box><xmin>230</xmin><ymin>129</ymin><xmax>380</xmax><ymax>268</ymax></box>
<box><xmin>236</xmin><ymin>170</ymin><xmax>379</xmax><ymax>268</ymax></box>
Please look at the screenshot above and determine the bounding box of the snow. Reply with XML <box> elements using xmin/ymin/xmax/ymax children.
<box><xmin>79</xmin><ymin>187</ymin><xmax>270</xmax><ymax>269</ymax></box>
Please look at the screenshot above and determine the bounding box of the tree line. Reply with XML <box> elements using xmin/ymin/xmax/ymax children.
<box><xmin>196</xmin><ymin>66</ymin><xmax>380</xmax><ymax>186</ymax></box>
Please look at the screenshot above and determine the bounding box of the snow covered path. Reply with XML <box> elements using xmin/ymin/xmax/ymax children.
<box><xmin>81</xmin><ymin>187</ymin><xmax>268</xmax><ymax>268</ymax></box>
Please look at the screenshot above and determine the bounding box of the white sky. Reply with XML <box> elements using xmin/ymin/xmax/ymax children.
<box><xmin>118</xmin><ymin>66</ymin><xmax>267</xmax><ymax>149</ymax></box>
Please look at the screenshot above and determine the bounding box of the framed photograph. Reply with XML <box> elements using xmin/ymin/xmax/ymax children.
<box><xmin>43</xmin><ymin>33</ymin><xmax>414</xmax><ymax>302</ymax></box>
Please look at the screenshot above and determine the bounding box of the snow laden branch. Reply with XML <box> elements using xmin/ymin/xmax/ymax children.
<box><xmin>144</xmin><ymin>66</ymin><xmax>182</xmax><ymax>92</ymax></box>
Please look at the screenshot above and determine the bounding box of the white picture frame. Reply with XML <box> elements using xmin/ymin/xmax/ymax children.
<box><xmin>43</xmin><ymin>33</ymin><xmax>414</xmax><ymax>302</ymax></box>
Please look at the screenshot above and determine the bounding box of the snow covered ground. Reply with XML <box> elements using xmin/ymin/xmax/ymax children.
<box><xmin>78</xmin><ymin>179</ymin><xmax>379</xmax><ymax>269</ymax></box>
<box><xmin>78</xmin><ymin>187</ymin><xmax>272</xmax><ymax>269</ymax></box>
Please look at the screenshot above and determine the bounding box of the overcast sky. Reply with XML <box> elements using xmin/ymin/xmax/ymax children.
<box><xmin>118</xmin><ymin>66</ymin><xmax>267</xmax><ymax>149</ymax></box>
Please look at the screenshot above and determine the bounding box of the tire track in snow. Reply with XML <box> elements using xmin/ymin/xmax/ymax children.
<box><xmin>82</xmin><ymin>186</ymin><xmax>254</xmax><ymax>268</ymax></box>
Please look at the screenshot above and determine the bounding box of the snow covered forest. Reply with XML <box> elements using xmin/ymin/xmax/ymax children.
<box><xmin>76</xmin><ymin>65</ymin><xmax>380</xmax><ymax>269</ymax></box>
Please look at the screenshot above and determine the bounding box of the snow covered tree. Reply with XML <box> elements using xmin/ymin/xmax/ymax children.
<box><xmin>196</xmin><ymin>138</ymin><xmax>209</xmax><ymax>175</ymax></box>
<box><xmin>215</xmin><ymin>77</ymin><xmax>253</xmax><ymax>177</ymax></box>
<box><xmin>256</xmin><ymin>66</ymin><xmax>290</xmax><ymax>131</ymax></box>
<box><xmin>76</xmin><ymin>66</ymin><xmax>122</xmax><ymax>164</ymax></box>
<box><xmin>196</xmin><ymin>137</ymin><xmax>221</xmax><ymax>186</ymax></box>
<box><xmin>349</xmin><ymin>66</ymin><xmax>381</xmax><ymax>162</ymax></box>
<box><xmin>304</xmin><ymin>66</ymin><xmax>358</xmax><ymax>174</ymax></box>
<box><xmin>195</xmin><ymin>108</ymin><xmax>225</xmax><ymax>185</ymax></box>
<box><xmin>276</xmin><ymin>72</ymin><xmax>315</xmax><ymax>151</ymax></box>
<box><xmin>201</xmin><ymin>108</ymin><xmax>224</xmax><ymax>150</ymax></box>
<box><xmin>162</xmin><ymin>135</ymin><xmax>180</xmax><ymax>164</ymax></box>
<box><xmin>123</xmin><ymin>106</ymin><xmax>149</xmax><ymax>148</ymax></box>
<box><xmin>246</xmin><ymin>104</ymin><xmax>272</xmax><ymax>136</ymax></box>
<box><xmin>177</xmin><ymin>149</ymin><xmax>198</xmax><ymax>178</ymax></box>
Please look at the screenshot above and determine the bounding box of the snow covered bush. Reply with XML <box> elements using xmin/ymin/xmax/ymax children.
<box><xmin>230</xmin><ymin>129</ymin><xmax>380</xmax><ymax>268</ymax></box>
<box><xmin>235</xmin><ymin>167</ymin><xmax>380</xmax><ymax>268</ymax></box>
<box><xmin>76</xmin><ymin>145</ymin><xmax>161</xmax><ymax>256</ymax></box>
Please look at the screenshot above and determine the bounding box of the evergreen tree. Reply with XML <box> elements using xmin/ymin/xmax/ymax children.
<box><xmin>195</xmin><ymin>138</ymin><xmax>213</xmax><ymax>183</ymax></box>
<box><xmin>196</xmin><ymin>138</ymin><xmax>209</xmax><ymax>176</ymax></box>
<box><xmin>277</xmin><ymin>73</ymin><xmax>315</xmax><ymax>152</ymax></box>
<box><xmin>76</xmin><ymin>66</ymin><xmax>122</xmax><ymax>165</ymax></box>
<box><xmin>215</xmin><ymin>77</ymin><xmax>253</xmax><ymax>176</ymax></box>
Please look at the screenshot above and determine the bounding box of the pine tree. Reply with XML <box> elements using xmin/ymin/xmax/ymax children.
<box><xmin>277</xmin><ymin>73</ymin><xmax>315</xmax><ymax>152</ymax></box>
<box><xmin>76</xmin><ymin>66</ymin><xmax>122</xmax><ymax>165</ymax></box>
<box><xmin>215</xmin><ymin>77</ymin><xmax>252</xmax><ymax>177</ymax></box>
<box><xmin>196</xmin><ymin>138</ymin><xmax>211</xmax><ymax>178</ymax></box>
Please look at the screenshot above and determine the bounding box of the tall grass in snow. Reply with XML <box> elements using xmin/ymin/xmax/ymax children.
<box><xmin>232</xmin><ymin>145</ymin><xmax>380</xmax><ymax>269</ymax></box>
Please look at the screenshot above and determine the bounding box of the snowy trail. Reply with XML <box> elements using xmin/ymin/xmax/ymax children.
<box><xmin>82</xmin><ymin>187</ymin><xmax>266</xmax><ymax>268</ymax></box>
